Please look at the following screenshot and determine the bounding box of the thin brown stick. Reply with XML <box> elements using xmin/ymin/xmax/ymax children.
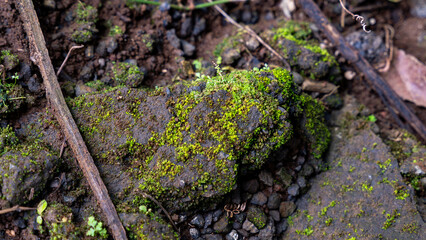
<box><xmin>56</xmin><ymin>45</ymin><xmax>84</xmax><ymax>76</ymax></box>
<box><xmin>141</xmin><ymin>192</ymin><xmax>179</xmax><ymax>233</ymax></box>
<box><xmin>0</xmin><ymin>205</ymin><xmax>36</xmax><ymax>215</ymax></box>
<box><xmin>300</xmin><ymin>0</ymin><xmax>426</xmax><ymax>141</ymax></box>
<box><xmin>207</xmin><ymin>0</ymin><xmax>291</xmax><ymax>71</ymax></box>
<box><xmin>16</xmin><ymin>1</ymin><xmax>127</xmax><ymax>239</ymax></box>
<box><xmin>340</xmin><ymin>0</ymin><xmax>346</xmax><ymax>28</ymax></box>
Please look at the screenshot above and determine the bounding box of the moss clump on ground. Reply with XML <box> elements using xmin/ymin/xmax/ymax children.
<box><xmin>111</xmin><ymin>62</ymin><xmax>144</xmax><ymax>87</ymax></box>
<box><xmin>43</xmin><ymin>203</ymin><xmax>80</xmax><ymax>240</ymax></box>
<box><xmin>68</xmin><ymin>67</ymin><xmax>329</xmax><ymax>210</ymax></box>
<box><xmin>1</xmin><ymin>50</ymin><xmax>19</xmax><ymax>70</ymax></box>
<box><xmin>247</xmin><ymin>207</ymin><xmax>268</xmax><ymax>229</ymax></box>
<box><xmin>71</xmin><ymin>2</ymin><xmax>98</xmax><ymax>43</ymax></box>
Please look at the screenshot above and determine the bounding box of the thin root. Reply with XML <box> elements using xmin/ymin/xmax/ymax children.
<box><xmin>56</xmin><ymin>45</ymin><xmax>84</xmax><ymax>76</ymax></box>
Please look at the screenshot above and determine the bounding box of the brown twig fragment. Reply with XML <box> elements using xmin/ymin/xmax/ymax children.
<box><xmin>338</xmin><ymin>0</ymin><xmax>371</xmax><ymax>33</ymax></box>
<box><xmin>0</xmin><ymin>205</ymin><xmax>36</xmax><ymax>215</ymax></box>
<box><xmin>140</xmin><ymin>192</ymin><xmax>179</xmax><ymax>233</ymax></box>
<box><xmin>207</xmin><ymin>0</ymin><xmax>291</xmax><ymax>71</ymax></box>
<box><xmin>377</xmin><ymin>25</ymin><xmax>394</xmax><ymax>73</ymax></box>
<box><xmin>300</xmin><ymin>0</ymin><xmax>426</xmax><ymax>141</ymax></box>
<box><xmin>56</xmin><ymin>45</ymin><xmax>84</xmax><ymax>76</ymax></box>
<box><xmin>16</xmin><ymin>0</ymin><xmax>127</xmax><ymax>239</ymax></box>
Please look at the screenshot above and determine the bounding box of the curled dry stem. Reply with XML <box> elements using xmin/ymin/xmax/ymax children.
<box><xmin>339</xmin><ymin>0</ymin><xmax>371</xmax><ymax>33</ymax></box>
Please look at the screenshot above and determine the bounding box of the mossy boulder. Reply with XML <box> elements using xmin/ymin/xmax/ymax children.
<box><xmin>262</xmin><ymin>21</ymin><xmax>340</xmax><ymax>79</ymax></box>
<box><xmin>64</xmin><ymin>67</ymin><xmax>329</xmax><ymax>211</ymax></box>
<box><xmin>0</xmin><ymin>127</ymin><xmax>58</xmax><ymax>205</ymax></box>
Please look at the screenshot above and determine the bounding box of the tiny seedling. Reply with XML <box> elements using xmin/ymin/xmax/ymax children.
<box><xmin>86</xmin><ymin>216</ymin><xmax>108</xmax><ymax>238</ymax></box>
<box><xmin>36</xmin><ymin>200</ymin><xmax>48</xmax><ymax>233</ymax></box>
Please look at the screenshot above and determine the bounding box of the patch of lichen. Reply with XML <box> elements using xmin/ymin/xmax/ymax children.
<box><xmin>272</xmin><ymin>21</ymin><xmax>337</xmax><ymax>65</ymax></box>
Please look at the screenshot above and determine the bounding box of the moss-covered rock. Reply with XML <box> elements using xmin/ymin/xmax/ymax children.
<box><xmin>213</xmin><ymin>20</ymin><xmax>340</xmax><ymax>80</ymax></box>
<box><xmin>110</xmin><ymin>62</ymin><xmax>144</xmax><ymax>88</ymax></box>
<box><xmin>63</xmin><ymin>67</ymin><xmax>329</xmax><ymax>211</ymax></box>
<box><xmin>0</xmin><ymin>126</ymin><xmax>58</xmax><ymax>205</ymax></box>
<box><xmin>120</xmin><ymin>212</ymin><xmax>177</xmax><ymax>240</ymax></box>
<box><xmin>263</xmin><ymin>21</ymin><xmax>340</xmax><ymax>79</ymax></box>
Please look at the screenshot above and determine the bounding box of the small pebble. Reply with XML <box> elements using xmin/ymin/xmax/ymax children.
<box><xmin>226</xmin><ymin>229</ymin><xmax>240</xmax><ymax>240</ymax></box>
<box><xmin>251</xmin><ymin>192</ymin><xmax>267</xmax><ymax>206</ymax></box>
<box><xmin>267</xmin><ymin>193</ymin><xmax>281</xmax><ymax>210</ymax></box>
<box><xmin>190</xmin><ymin>214</ymin><xmax>205</xmax><ymax>228</ymax></box>
<box><xmin>344</xmin><ymin>71</ymin><xmax>356</xmax><ymax>80</ymax></box>
<box><xmin>189</xmin><ymin>228</ymin><xmax>200</xmax><ymax>239</ymax></box>
<box><xmin>287</xmin><ymin>184</ymin><xmax>300</xmax><ymax>197</ymax></box>
<box><xmin>279</xmin><ymin>201</ymin><xmax>296</xmax><ymax>218</ymax></box>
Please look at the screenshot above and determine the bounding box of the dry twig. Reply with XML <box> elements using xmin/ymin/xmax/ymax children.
<box><xmin>141</xmin><ymin>192</ymin><xmax>179</xmax><ymax>233</ymax></box>
<box><xmin>207</xmin><ymin>0</ymin><xmax>291</xmax><ymax>71</ymax></box>
<box><xmin>0</xmin><ymin>205</ymin><xmax>36</xmax><ymax>215</ymax></box>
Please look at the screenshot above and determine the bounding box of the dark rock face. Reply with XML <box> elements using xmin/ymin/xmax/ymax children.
<box><xmin>282</xmin><ymin>96</ymin><xmax>425</xmax><ymax>240</ymax></box>
<box><xmin>0</xmin><ymin>127</ymin><xmax>58</xmax><ymax>205</ymax></box>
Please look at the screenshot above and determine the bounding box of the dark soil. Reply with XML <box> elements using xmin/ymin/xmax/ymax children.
<box><xmin>0</xmin><ymin>0</ymin><xmax>425</xmax><ymax>239</ymax></box>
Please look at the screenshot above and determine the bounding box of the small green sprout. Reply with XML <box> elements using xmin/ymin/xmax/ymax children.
<box><xmin>109</xmin><ymin>25</ymin><xmax>124</xmax><ymax>37</ymax></box>
<box><xmin>36</xmin><ymin>200</ymin><xmax>48</xmax><ymax>232</ymax></box>
<box><xmin>367</xmin><ymin>114</ymin><xmax>377</xmax><ymax>123</ymax></box>
<box><xmin>86</xmin><ymin>216</ymin><xmax>108</xmax><ymax>238</ymax></box>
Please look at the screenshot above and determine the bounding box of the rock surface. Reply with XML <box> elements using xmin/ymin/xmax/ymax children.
<box><xmin>282</xmin><ymin>96</ymin><xmax>425</xmax><ymax>239</ymax></box>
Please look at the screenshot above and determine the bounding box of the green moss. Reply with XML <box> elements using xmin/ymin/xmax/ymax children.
<box><xmin>76</xmin><ymin>2</ymin><xmax>98</xmax><ymax>24</ymax></box>
<box><xmin>71</xmin><ymin>29</ymin><xmax>94</xmax><ymax>43</ymax></box>
<box><xmin>71</xmin><ymin>2</ymin><xmax>98</xmax><ymax>43</ymax></box>
<box><xmin>69</xmin><ymin>66</ymin><xmax>330</xmax><ymax>210</ymax></box>
<box><xmin>272</xmin><ymin>21</ymin><xmax>336</xmax><ymax>64</ymax></box>
<box><xmin>1</xmin><ymin>50</ymin><xmax>19</xmax><ymax>70</ymax></box>
<box><xmin>213</xmin><ymin>31</ymin><xmax>243</xmax><ymax>57</ymax></box>
<box><xmin>111</xmin><ymin>62</ymin><xmax>144</xmax><ymax>87</ymax></box>
<box><xmin>300</xmin><ymin>94</ymin><xmax>331</xmax><ymax>159</ymax></box>
<box><xmin>109</xmin><ymin>25</ymin><xmax>124</xmax><ymax>37</ymax></box>
<box><xmin>382</xmin><ymin>209</ymin><xmax>400</xmax><ymax>230</ymax></box>
<box><xmin>44</xmin><ymin>203</ymin><xmax>80</xmax><ymax>240</ymax></box>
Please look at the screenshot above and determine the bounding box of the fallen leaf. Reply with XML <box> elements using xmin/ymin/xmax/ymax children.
<box><xmin>382</xmin><ymin>49</ymin><xmax>426</xmax><ymax>107</ymax></box>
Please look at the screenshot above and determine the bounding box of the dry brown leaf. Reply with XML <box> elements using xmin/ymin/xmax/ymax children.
<box><xmin>382</xmin><ymin>49</ymin><xmax>426</xmax><ymax>108</ymax></box>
